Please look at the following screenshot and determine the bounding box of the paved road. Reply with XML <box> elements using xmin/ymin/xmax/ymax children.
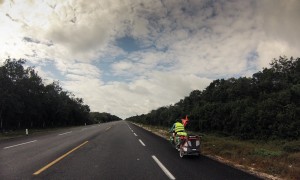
<box><xmin>0</xmin><ymin>121</ymin><xmax>261</xmax><ymax>180</ymax></box>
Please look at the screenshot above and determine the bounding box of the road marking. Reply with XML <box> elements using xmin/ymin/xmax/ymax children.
<box><xmin>58</xmin><ymin>131</ymin><xmax>72</xmax><ymax>136</ymax></box>
<box><xmin>105</xmin><ymin>127</ymin><xmax>111</xmax><ymax>131</ymax></box>
<box><xmin>138</xmin><ymin>139</ymin><xmax>146</xmax><ymax>146</ymax></box>
<box><xmin>81</xmin><ymin>128</ymin><xmax>87</xmax><ymax>131</ymax></box>
<box><xmin>152</xmin><ymin>155</ymin><xmax>176</xmax><ymax>180</ymax></box>
<box><xmin>33</xmin><ymin>141</ymin><xmax>89</xmax><ymax>175</ymax></box>
<box><xmin>4</xmin><ymin>140</ymin><xmax>37</xmax><ymax>149</ymax></box>
<box><xmin>134</xmin><ymin>133</ymin><xmax>138</xmax><ymax>136</ymax></box>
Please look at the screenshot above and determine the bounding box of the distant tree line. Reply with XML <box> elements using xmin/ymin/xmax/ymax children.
<box><xmin>0</xmin><ymin>58</ymin><xmax>93</xmax><ymax>131</ymax></box>
<box><xmin>126</xmin><ymin>56</ymin><xmax>300</xmax><ymax>140</ymax></box>
<box><xmin>89</xmin><ymin>112</ymin><xmax>122</xmax><ymax>123</ymax></box>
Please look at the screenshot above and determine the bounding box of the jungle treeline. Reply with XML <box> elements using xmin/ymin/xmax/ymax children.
<box><xmin>0</xmin><ymin>58</ymin><xmax>120</xmax><ymax>131</ymax></box>
<box><xmin>126</xmin><ymin>56</ymin><xmax>300</xmax><ymax>140</ymax></box>
<box><xmin>89</xmin><ymin>112</ymin><xmax>122</xmax><ymax>123</ymax></box>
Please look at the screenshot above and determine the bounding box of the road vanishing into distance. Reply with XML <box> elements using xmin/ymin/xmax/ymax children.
<box><xmin>0</xmin><ymin>121</ymin><xmax>261</xmax><ymax>180</ymax></box>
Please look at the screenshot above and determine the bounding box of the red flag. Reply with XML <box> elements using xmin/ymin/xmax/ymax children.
<box><xmin>181</xmin><ymin>115</ymin><xmax>189</xmax><ymax>127</ymax></box>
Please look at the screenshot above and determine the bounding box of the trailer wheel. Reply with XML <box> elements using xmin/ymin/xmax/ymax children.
<box><xmin>179</xmin><ymin>148</ymin><xmax>184</xmax><ymax>158</ymax></box>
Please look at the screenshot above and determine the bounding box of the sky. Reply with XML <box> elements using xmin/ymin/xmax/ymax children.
<box><xmin>0</xmin><ymin>0</ymin><xmax>299</xmax><ymax>119</ymax></box>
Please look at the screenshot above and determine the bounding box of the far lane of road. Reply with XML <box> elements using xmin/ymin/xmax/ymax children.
<box><xmin>0</xmin><ymin>122</ymin><xmax>115</xmax><ymax>179</ymax></box>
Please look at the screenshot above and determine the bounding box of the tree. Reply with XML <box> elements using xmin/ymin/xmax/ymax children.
<box><xmin>0</xmin><ymin>58</ymin><xmax>93</xmax><ymax>131</ymax></box>
<box><xmin>89</xmin><ymin>112</ymin><xmax>121</xmax><ymax>123</ymax></box>
<box><xmin>126</xmin><ymin>56</ymin><xmax>300</xmax><ymax>140</ymax></box>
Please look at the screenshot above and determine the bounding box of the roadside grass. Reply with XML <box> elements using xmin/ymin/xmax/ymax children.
<box><xmin>0</xmin><ymin>126</ymin><xmax>77</xmax><ymax>140</ymax></box>
<box><xmin>201</xmin><ymin>135</ymin><xmax>300</xmax><ymax>180</ymax></box>
<box><xmin>0</xmin><ymin>129</ymin><xmax>28</xmax><ymax>140</ymax></box>
<box><xmin>132</xmin><ymin>123</ymin><xmax>300</xmax><ymax>180</ymax></box>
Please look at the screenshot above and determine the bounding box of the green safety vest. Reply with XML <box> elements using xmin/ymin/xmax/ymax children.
<box><xmin>175</xmin><ymin>122</ymin><xmax>185</xmax><ymax>133</ymax></box>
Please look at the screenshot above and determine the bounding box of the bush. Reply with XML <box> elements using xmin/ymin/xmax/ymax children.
<box><xmin>253</xmin><ymin>148</ymin><xmax>282</xmax><ymax>157</ymax></box>
<box><xmin>283</xmin><ymin>141</ymin><xmax>300</xmax><ymax>153</ymax></box>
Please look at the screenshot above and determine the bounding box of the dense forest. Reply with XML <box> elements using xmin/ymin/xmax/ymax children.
<box><xmin>0</xmin><ymin>58</ymin><xmax>120</xmax><ymax>132</ymax></box>
<box><xmin>126</xmin><ymin>56</ymin><xmax>300</xmax><ymax>140</ymax></box>
<box><xmin>89</xmin><ymin>112</ymin><xmax>122</xmax><ymax>123</ymax></box>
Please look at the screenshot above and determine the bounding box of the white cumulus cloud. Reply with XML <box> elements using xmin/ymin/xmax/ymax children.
<box><xmin>0</xmin><ymin>0</ymin><xmax>299</xmax><ymax>118</ymax></box>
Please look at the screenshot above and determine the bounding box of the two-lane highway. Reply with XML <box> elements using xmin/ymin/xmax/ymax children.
<box><xmin>0</xmin><ymin>121</ymin><xmax>261</xmax><ymax>179</ymax></box>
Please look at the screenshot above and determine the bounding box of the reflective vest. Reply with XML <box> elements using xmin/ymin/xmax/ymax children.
<box><xmin>175</xmin><ymin>122</ymin><xmax>185</xmax><ymax>133</ymax></box>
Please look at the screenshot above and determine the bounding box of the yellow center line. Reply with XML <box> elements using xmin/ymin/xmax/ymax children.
<box><xmin>33</xmin><ymin>141</ymin><xmax>89</xmax><ymax>175</ymax></box>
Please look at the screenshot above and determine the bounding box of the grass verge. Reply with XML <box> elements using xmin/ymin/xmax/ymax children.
<box><xmin>132</xmin><ymin>122</ymin><xmax>300</xmax><ymax>180</ymax></box>
<box><xmin>0</xmin><ymin>126</ymin><xmax>77</xmax><ymax>140</ymax></box>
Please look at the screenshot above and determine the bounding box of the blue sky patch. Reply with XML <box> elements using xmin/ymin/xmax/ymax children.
<box><xmin>116</xmin><ymin>36</ymin><xmax>141</xmax><ymax>52</ymax></box>
<box><xmin>42</xmin><ymin>61</ymin><xmax>65</xmax><ymax>81</ymax></box>
<box><xmin>246</xmin><ymin>50</ymin><xmax>259</xmax><ymax>71</ymax></box>
<box><xmin>94</xmin><ymin>55</ymin><xmax>131</xmax><ymax>83</ymax></box>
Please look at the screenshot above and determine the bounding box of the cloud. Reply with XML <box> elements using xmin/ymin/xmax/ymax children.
<box><xmin>66</xmin><ymin>63</ymin><xmax>101</xmax><ymax>79</ymax></box>
<box><xmin>258</xmin><ymin>0</ymin><xmax>300</xmax><ymax>47</ymax></box>
<box><xmin>81</xmin><ymin>72</ymin><xmax>211</xmax><ymax>118</ymax></box>
<box><xmin>255</xmin><ymin>0</ymin><xmax>300</xmax><ymax>68</ymax></box>
<box><xmin>23</xmin><ymin>37</ymin><xmax>53</xmax><ymax>46</ymax></box>
<box><xmin>112</xmin><ymin>61</ymin><xmax>133</xmax><ymax>74</ymax></box>
<box><xmin>1</xmin><ymin>0</ymin><xmax>299</xmax><ymax>118</ymax></box>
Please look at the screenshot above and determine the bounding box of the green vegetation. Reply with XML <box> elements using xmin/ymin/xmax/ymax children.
<box><xmin>0</xmin><ymin>58</ymin><xmax>121</xmax><ymax>132</ymax></box>
<box><xmin>89</xmin><ymin>112</ymin><xmax>122</xmax><ymax>123</ymax></box>
<box><xmin>0</xmin><ymin>126</ymin><xmax>75</xmax><ymax>140</ymax></box>
<box><xmin>135</xmin><ymin>123</ymin><xmax>300</xmax><ymax>179</ymax></box>
<box><xmin>283</xmin><ymin>141</ymin><xmax>300</xmax><ymax>153</ymax></box>
<box><xmin>201</xmin><ymin>135</ymin><xmax>300</xmax><ymax>179</ymax></box>
<box><xmin>127</xmin><ymin>56</ymin><xmax>300</xmax><ymax>140</ymax></box>
<box><xmin>127</xmin><ymin>56</ymin><xmax>300</xmax><ymax>179</ymax></box>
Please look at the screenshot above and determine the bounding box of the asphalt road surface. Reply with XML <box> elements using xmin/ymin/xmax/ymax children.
<box><xmin>0</xmin><ymin>121</ymin><xmax>262</xmax><ymax>180</ymax></box>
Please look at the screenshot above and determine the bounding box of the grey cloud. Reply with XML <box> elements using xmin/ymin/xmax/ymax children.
<box><xmin>25</xmin><ymin>50</ymin><xmax>37</xmax><ymax>58</ymax></box>
<box><xmin>46</xmin><ymin>1</ymin><xmax>57</xmax><ymax>10</ymax></box>
<box><xmin>46</xmin><ymin>3</ymin><xmax>110</xmax><ymax>54</ymax></box>
<box><xmin>23</xmin><ymin>37</ymin><xmax>53</xmax><ymax>47</ymax></box>
<box><xmin>2</xmin><ymin>0</ymin><xmax>299</xmax><ymax>118</ymax></box>
<box><xmin>23</xmin><ymin>37</ymin><xmax>40</xmax><ymax>44</ymax></box>
<box><xmin>258</xmin><ymin>0</ymin><xmax>300</xmax><ymax>47</ymax></box>
<box><xmin>6</xmin><ymin>13</ymin><xmax>18</xmax><ymax>22</ymax></box>
<box><xmin>5</xmin><ymin>13</ymin><xmax>29</xmax><ymax>28</ymax></box>
<box><xmin>45</xmin><ymin>1</ymin><xmax>229</xmax><ymax>57</ymax></box>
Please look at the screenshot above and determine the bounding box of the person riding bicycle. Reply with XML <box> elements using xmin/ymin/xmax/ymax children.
<box><xmin>169</xmin><ymin>119</ymin><xmax>187</xmax><ymax>148</ymax></box>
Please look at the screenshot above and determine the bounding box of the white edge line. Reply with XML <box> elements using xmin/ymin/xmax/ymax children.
<box><xmin>134</xmin><ymin>133</ymin><xmax>138</xmax><ymax>136</ymax></box>
<box><xmin>4</xmin><ymin>140</ymin><xmax>37</xmax><ymax>149</ymax></box>
<box><xmin>58</xmin><ymin>131</ymin><xmax>72</xmax><ymax>136</ymax></box>
<box><xmin>152</xmin><ymin>155</ymin><xmax>176</xmax><ymax>180</ymax></box>
<box><xmin>138</xmin><ymin>139</ymin><xmax>146</xmax><ymax>146</ymax></box>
